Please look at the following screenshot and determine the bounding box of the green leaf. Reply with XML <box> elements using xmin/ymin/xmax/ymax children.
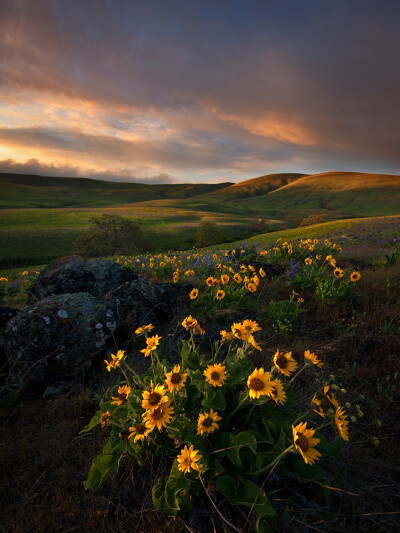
<box><xmin>80</xmin><ymin>410</ymin><xmax>101</xmax><ymax>433</ymax></box>
<box><xmin>152</xmin><ymin>460</ymin><xmax>195</xmax><ymax>515</ymax></box>
<box><xmin>320</xmin><ymin>436</ymin><xmax>342</xmax><ymax>458</ymax></box>
<box><xmin>216</xmin><ymin>475</ymin><xmax>276</xmax><ymax>532</ymax></box>
<box><xmin>220</xmin><ymin>431</ymin><xmax>257</xmax><ymax>467</ymax></box>
<box><xmin>201</xmin><ymin>388</ymin><xmax>226</xmax><ymax>411</ymax></box>
<box><xmin>85</xmin><ymin>440</ymin><xmax>126</xmax><ymax>492</ymax></box>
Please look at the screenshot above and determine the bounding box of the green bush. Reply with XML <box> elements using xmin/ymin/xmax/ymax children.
<box><xmin>75</xmin><ymin>214</ymin><xmax>151</xmax><ymax>258</ymax></box>
<box><xmin>195</xmin><ymin>221</ymin><xmax>226</xmax><ymax>247</ymax></box>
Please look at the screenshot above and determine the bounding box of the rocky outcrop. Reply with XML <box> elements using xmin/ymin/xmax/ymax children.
<box><xmin>2</xmin><ymin>292</ymin><xmax>116</xmax><ymax>389</ymax></box>
<box><xmin>0</xmin><ymin>256</ymin><xmax>190</xmax><ymax>391</ymax></box>
<box><xmin>28</xmin><ymin>255</ymin><xmax>138</xmax><ymax>301</ymax></box>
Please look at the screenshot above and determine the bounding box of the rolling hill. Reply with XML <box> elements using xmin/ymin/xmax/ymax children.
<box><xmin>0</xmin><ymin>173</ymin><xmax>233</xmax><ymax>208</ymax></box>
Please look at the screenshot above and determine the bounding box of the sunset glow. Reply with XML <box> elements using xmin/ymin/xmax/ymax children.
<box><xmin>1</xmin><ymin>0</ymin><xmax>400</xmax><ymax>183</ymax></box>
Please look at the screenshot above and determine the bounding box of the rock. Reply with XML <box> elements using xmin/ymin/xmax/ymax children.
<box><xmin>1</xmin><ymin>292</ymin><xmax>117</xmax><ymax>389</ymax></box>
<box><xmin>105</xmin><ymin>278</ymin><xmax>190</xmax><ymax>342</ymax></box>
<box><xmin>0</xmin><ymin>306</ymin><xmax>18</xmax><ymax>331</ymax></box>
<box><xmin>28</xmin><ymin>255</ymin><xmax>138</xmax><ymax>302</ymax></box>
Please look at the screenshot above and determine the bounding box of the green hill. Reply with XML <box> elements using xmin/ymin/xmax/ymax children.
<box><xmin>0</xmin><ymin>173</ymin><xmax>233</xmax><ymax>208</ymax></box>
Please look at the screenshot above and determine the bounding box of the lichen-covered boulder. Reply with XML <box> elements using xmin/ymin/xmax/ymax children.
<box><xmin>0</xmin><ymin>306</ymin><xmax>18</xmax><ymax>332</ymax></box>
<box><xmin>105</xmin><ymin>278</ymin><xmax>191</xmax><ymax>340</ymax></box>
<box><xmin>28</xmin><ymin>255</ymin><xmax>138</xmax><ymax>301</ymax></box>
<box><xmin>1</xmin><ymin>292</ymin><xmax>117</xmax><ymax>390</ymax></box>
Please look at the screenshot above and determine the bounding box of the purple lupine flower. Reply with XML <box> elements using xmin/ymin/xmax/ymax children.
<box><xmin>288</xmin><ymin>259</ymin><xmax>298</xmax><ymax>278</ymax></box>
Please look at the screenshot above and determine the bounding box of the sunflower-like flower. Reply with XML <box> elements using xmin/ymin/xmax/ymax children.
<box><xmin>135</xmin><ymin>324</ymin><xmax>154</xmax><ymax>336</ymax></box>
<box><xmin>273</xmin><ymin>350</ymin><xmax>298</xmax><ymax>377</ymax></box>
<box><xmin>335</xmin><ymin>406</ymin><xmax>349</xmax><ymax>441</ymax></box>
<box><xmin>143</xmin><ymin>399</ymin><xmax>174</xmax><ymax>431</ymax></box>
<box><xmin>231</xmin><ymin>322</ymin><xmax>248</xmax><ymax>340</ymax></box>
<box><xmin>259</xmin><ymin>268</ymin><xmax>266</xmax><ymax>277</ymax></box>
<box><xmin>247</xmin><ymin>282</ymin><xmax>257</xmax><ymax>292</ymax></box>
<box><xmin>177</xmin><ymin>445</ymin><xmax>202</xmax><ymax>474</ymax></box>
<box><xmin>216</xmin><ymin>289</ymin><xmax>225</xmax><ymax>300</ymax></box>
<box><xmin>304</xmin><ymin>350</ymin><xmax>323</xmax><ymax>368</ymax></box>
<box><xmin>350</xmin><ymin>271</ymin><xmax>361</xmax><ymax>282</ymax></box>
<box><xmin>311</xmin><ymin>394</ymin><xmax>326</xmax><ymax>418</ymax></box>
<box><xmin>220</xmin><ymin>274</ymin><xmax>229</xmax><ymax>285</ymax></box>
<box><xmin>247</xmin><ymin>368</ymin><xmax>273</xmax><ymax>399</ymax></box>
<box><xmin>233</xmin><ymin>273</ymin><xmax>242</xmax><ymax>283</ymax></box>
<box><xmin>220</xmin><ymin>330</ymin><xmax>232</xmax><ymax>341</ymax></box>
<box><xmin>292</xmin><ymin>422</ymin><xmax>321</xmax><ymax>465</ymax></box>
<box><xmin>128</xmin><ymin>422</ymin><xmax>152</xmax><ymax>443</ymax></box>
<box><xmin>142</xmin><ymin>382</ymin><xmax>168</xmax><ymax>411</ymax></box>
<box><xmin>204</xmin><ymin>364</ymin><xmax>227</xmax><ymax>387</ymax></box>
<box><xmin>140</xmin><ymin>334</ymin><xmax>162</xmax><ymax>357</ymax></box>
<box><xmin>305</xmin><ymin>257</ymin><xmax>312</xmax><ymax>265</ymax></box>
<box><xmin>182</xmin><ymin>315</ymin><xmax>198</xmax><ymax>330</ymax></box>
<box><xmin>324</xmin><ymin>385</ymin><xmax>340</xmax><ymax>408</ymax></box>
<box><xmin>269</xmin><ymin>378</ymin><xmax>286</xmax><ymax>405</ymax></box>
<box><xmin>197</xmin><ymin>408</ymin><xmax>222</xmax><ymax>436</ymax></box>
<box><xmin>242</xmin><ymin>319</ymin><xmax>262</xmax><ymax>334</ymax></box>
<box><xmin>189</xmin><ymin>288</ymin><xmax>199</xmax><ymax>300</ymax></box>
<box><xmin>165</xmin><ymin>365</ymin><xmax>188</xmax><ymax>393</ymax></box>
<box><xmin>100</xmin><ymin>411</ymin><xmax>111</xmax><ymax>427</ymax></box>
<box><xmin>104</xmin><ymin>350</ymin><xmax>125</xmax><ymax>371</ymax></box>
<box><xmin>206</xmin><ymin>277</ymin><xmax>214</xmax><ymax>287</ymax></box>
<box><xmin>334</xmin><ymin>268</ymin><xmax>344</xmax><ymax>278</ymax></box>
<box><xmin>111</xmin><ymin>385</ymin><xmax>131</xmax><ymax>405</ymax></box>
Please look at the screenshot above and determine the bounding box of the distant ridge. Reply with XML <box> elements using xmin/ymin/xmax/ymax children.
<box><xmin>0</xmin><ymin>172</ymin><xmax>233</xmax><ymax>208</ymax></box>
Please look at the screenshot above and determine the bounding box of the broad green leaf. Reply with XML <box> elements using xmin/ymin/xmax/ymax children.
<box><xmin>220</xmin><ymin>431</ymin><xmax>257</xmax><ymax>466</ymax></box>
<box><xmin>216</xmin><ymin>475</ymin><xmax>276</xmax><ymax>532</ymax></box>
<box><xmin>80</xmin><ymin>410</ymin><xmax>101</xmax><ymax>433</ymax></box>
<box><xmin>85</xmin><ymin>441</ymin><xmax>126</xmax><ymax>492</ymax></box>
<box><xmin>201</xmin><ymin>388</ymin><xmax>226</xmax><ymax>411</ymax></box>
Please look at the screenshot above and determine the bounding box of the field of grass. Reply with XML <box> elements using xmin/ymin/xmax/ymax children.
<box><xmin>1</xmin><ymin>218</ymin><xmax>400</xmax><ymax>532</ymax></box>
<box><xmin>0</xmin><ymin>206</ymin><xmax>259</xmax><ymax>267</ymax></box>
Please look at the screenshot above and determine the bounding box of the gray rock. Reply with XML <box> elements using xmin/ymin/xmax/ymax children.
<box><xmin>1</xmin><ymin>292</ymin><xmax>116</xmax><ymax>389</ymax></box>
<box><xmin>105</xmin><ymin>278</ymin><xmax>190</xmax><ymax>342</ymax></box>
<box><xmin>28</xmin><ymin>255</ymin><xmax>138</xmax><ymax>301</ymax></box>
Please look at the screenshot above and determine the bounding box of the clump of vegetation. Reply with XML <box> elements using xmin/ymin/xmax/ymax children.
<box><xmin>294</xmin><ymin>214</ymin><xmax>327</xmax><ymax>227</ymax></box>
<box><xmin>195</xmin><ymin>221</ymin><xmax>226</xmax><ymax>247</ymax></box>
<box><xmin>84</xmin><ymin>319</ymin><xmax>347</xmax><ymax>532</ymax></box>
<box><xmin>75</xmin><ymin>214</ymin><xmax>151</xmax><ymax>258</ymax></box>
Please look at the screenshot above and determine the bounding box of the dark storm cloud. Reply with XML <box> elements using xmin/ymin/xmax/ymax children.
<box><xmin>1</xmin><ymin>0</ymin><xmax>400</xmax><ymax>178</ymax></box>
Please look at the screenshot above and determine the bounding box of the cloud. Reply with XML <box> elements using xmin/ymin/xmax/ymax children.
<box><xmin>0</xmin><ymin>0</ymin><xmax>400</xmax><ymax>180</ymax></box>
<box><xmin>0</xmin><ymin>158</ymin><xmax>176</xmax><ymax>183</ymax></box>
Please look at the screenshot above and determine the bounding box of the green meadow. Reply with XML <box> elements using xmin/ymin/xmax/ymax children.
<box><xmin>1</xmin><ymin>170</ymin><xmax>400</xmax><ymax>268</ymax></box>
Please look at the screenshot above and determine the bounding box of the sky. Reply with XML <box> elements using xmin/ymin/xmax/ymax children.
<box><xmin>1</xmin><ymin>0</ymin><xmax>400</xmax><ymax>184</ymax></box>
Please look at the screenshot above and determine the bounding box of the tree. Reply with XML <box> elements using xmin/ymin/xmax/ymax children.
<box><xmin>75</xmin><ymin>214</ymin><xmax>151</xmax><ymax>258</ymax></box>
<box><xmin>195</xmin><ymin>221</ymin><xmax>226</xmax><ymax>247</ymax></box>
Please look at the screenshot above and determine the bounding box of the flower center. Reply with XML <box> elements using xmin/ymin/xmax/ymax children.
<box><xmin>211</xmin><ymin>371</ymin><xmax>220</xmax><ymax>381</ymax></box>
<box><xmin>148</xmin><ymin>392</ymin><xmax>162</xmax><ymax>405</ymax></box>
<box><xmin>118</xmin><ymin>392</ymin><xmax>128</xmax><ymax>401</ymax></box>
<box><xmin>135</xmin><ymin>423</ymin><xmax>147</xmax><ymax>435</ymax></box>
<box><xmin>202</xmin><ymin>417</ymin><xmax>213</xmax><ymax>427</ymax></box>
<box><xmin>276</xmin><ymin>354</ymin><xmax>288</xmax><ymax>368</ymax></box>
<box><xmin>249</xmin><ymin>377</ymin><xmax>264</xmax><ymax>391</ymax></box>
<box><xmin>295</xmin><ymin>433</ymin><xmax>309</xmax><ymax>452</ymax></box>
<box><xmin>170</xmin><ymin>373</ymin><xmax>182</xmax><ymax>384</ymax></box>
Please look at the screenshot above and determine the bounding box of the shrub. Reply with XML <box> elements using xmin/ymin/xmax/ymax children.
<box><xmin>195</xmin><ymin>222</ymin><xmax>226</xmax><ymax>247</ymax></box>
<box><xmin>298</xmin><ymin>214</ymin><xmax>327</xmax><ymax>227</ymax></box>
<box><xmin>75</xmin><ymin>214</ymin><xmax>151</xmax><ymax>258</ymax></box>
<box><xmin>83</xmin><ymin>319</ymin><xmax>348</xmax><ymax>532</ymax></box>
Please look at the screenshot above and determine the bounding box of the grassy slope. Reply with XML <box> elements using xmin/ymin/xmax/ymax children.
<box><xmin>0</xmin><ymin>206</ymin><xmax>254</xmax><ymax>267</ymax></box>
<box><xmin>0</xmin><ymin>173</ymin><xmax>232</xmax><ymax>208</ymax></box>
